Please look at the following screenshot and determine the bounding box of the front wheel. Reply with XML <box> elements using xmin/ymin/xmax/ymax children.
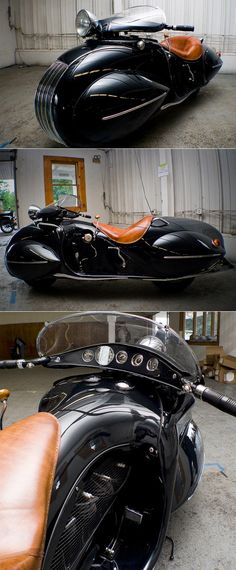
<box><xmin>153</xmin><ymin>277</ymin><xmax>195</xmax><ymax>292</ymax></box>
<box><xmin>0</xmin><ymin>222</ymin><xmax>14</xmax><ymax>234</ymax></box>
<box><xmin>24</xmin><ymin>278</ymin><xmax>56</xmax><ymax>290</ymax></box>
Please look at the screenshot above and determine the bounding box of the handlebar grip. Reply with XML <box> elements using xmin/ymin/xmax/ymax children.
<box><xmin>0</xmin><ymin>360</ymin><xmax>23</xmax><ymax>369</ymax></box>
<box><xmin>193</xmin><ymin>385</ymin><xmax>236</xmax><ymax>417</ymax></box>
<box><xmin>0</xmin><ymin>357</ymin><xmax>50</xmax><ymax>369</ymax></box>
<box><xmin>173</xmin><ymin>25</ymin><xmax>195</xmax><ymax>32</ymax></box>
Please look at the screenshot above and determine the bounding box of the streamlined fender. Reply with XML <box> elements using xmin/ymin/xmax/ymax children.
<box><xmin>39</xmin><ymin>378</ymin><xmax>178</xmax><ymax>569</ymax></box>
<box><xmin>151</xmin><ymin>230</ymin><xmax>225</xmax><ymax>277</ymax></box>
<box><xmin>76</xmin><ymin>71</ymin><xmax>169</xmax><ymax>144</ymax></box>
<box><xmin>173</xmin><ymin>419</ymin><xmax>204</xmax><ymax>510</ymax></box>
<box><xmin>5</xmin><ymin>241</ymin><xmax>61</xmax><ymax>280</ymax></box>
<box><xmin>35</xmin><ymin>43</ymin><xmax>169</xmax><ymax>146</ymax></box>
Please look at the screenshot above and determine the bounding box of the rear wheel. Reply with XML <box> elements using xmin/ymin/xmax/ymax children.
<box><xmin>153</xmin><ymin>277</ymin><xmax>195</xmax><ymax>292</ymax></box>
<box><xmin>24</xmin><ymin>278</ymin><xmax>56</xmax><ymax>290</ymax></box>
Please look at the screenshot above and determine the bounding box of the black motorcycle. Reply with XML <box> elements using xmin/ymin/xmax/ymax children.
<box><xmin>35</xmin><ymin>5</ymin><xmax>223</xmax><ymax>146</ymax></box>
<box><xmin>0</xmin><ymin>209</ymin><xmax>16</xmax><ymax>234</ymax></box>
<box><xmin>0</xmin><ymin>312</ymin><xmax>236</xmax><ymax>569</ymax></box>
<box><xmin>5</xmin><ymin>201</ymin><xmax>231</xmax><ymax>291</ymax></box>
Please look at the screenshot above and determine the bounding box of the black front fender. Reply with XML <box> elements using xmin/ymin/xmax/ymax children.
<box><xmin>41</xmin><ymin>377</ymin><xmax>178</xmax><ymax>569</ymax></box>
<box><xmin>5</xmin><ymin>240</ymin><xmax>61</xmax><ymax>280</ymax></box>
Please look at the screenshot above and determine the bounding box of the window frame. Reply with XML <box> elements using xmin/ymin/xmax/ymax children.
<box><xmin>43</xmin><ymin>155</ymin><xmax>87</xmax><ymax>211</ymax></box>
<box><xmin>180</xmin><ymin>312</ymin><xmax>220</xmax><ymax>346</ymax></box>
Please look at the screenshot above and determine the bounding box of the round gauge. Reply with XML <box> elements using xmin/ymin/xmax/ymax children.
<box><xmin>147</xmin><ymin>357</ymin><xmax>159</xmax><ymax>372</ymax></box>
<box><xmin>116</xmin><ymin>351</ymin><xmax>128</xmax><ymax>364</ymax></box>
<box><xmin>82</xmin><ymin>349</ymin><xmax>94</xmax><ymax>363</ymax></box>
<box><xmin>131</xmin><ymin>353</ymin><xmax>144</xmax><ymax>367</ymax></box>
<box><xmin>95</xmin><ymin>346</ymin><xmax>115</xmax><ymax>366</ymax></box>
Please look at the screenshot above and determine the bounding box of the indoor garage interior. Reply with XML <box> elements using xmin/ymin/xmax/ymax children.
<box><xmin>0</xmin><ymin>147</ymin><xmax>235</xmax><ymax>311</ymax></box>
<box><xmin>0</xmin><ymin>308</ymin><xmax>235</xmax><ymax>569</ymax></box>
<box><xmin>0</xmin><ymin>0</ymin><xmax>236</xmax><ymax>148</ymax></box>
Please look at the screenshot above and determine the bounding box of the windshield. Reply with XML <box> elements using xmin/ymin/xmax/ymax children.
<box><xmin>37</xmin><ymin>312</ymin><xmax>199</xmax><ymax>377</ymax></box>
<box><xmin>102</xmin><ymin>5</ymin><xmax>166</xmax><ymax>33</ymax></box>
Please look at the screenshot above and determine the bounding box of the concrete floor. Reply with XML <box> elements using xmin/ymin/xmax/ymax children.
<box><xmin>0</xmin><ymin>234</ymin><xmax>236</xmax><ymax>311</ymax></box>
<box><xmin>0</xmin><ymin>65</ymin><xmax>235</xmax><ymax>148</ymax></box>
<box><xmin>2</xmin><ymin>366</ymin><xmax>236</xmax><ymax>570</ymax></box>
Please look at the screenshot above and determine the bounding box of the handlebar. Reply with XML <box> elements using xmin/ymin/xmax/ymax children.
<box><xmin>0</xmin><ymin>357</ymin><xmax>50</xmax><ymax>369</ymax></box>
<box><xmin>166</xmin><ymin>24</ymin><xmax>195</xmax><ymax>32</ymax></box>
<box><xmin>61</xmin><ymin>209</ymin><xmax>92</xmax><ymax>219</ymax></box>
<box><xmin>193</xmin><ymin>384</ymin><xmax>236</xmax><ymax>417</ymax></box>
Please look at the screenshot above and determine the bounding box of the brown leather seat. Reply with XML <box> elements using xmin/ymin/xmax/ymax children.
<box><xmin>94</xmin><ymin>215</ymin><xmax>153</xmax><ymax>244</ymax></box>
<box><xmin>161</xmin><ymin>36</ymin><xmax>203</xmax><ymax>61</ymax></box>
<box><xmin>0</xmin><ymin>413</ymin><xmax>60</xmax><ymax>570</ymax></box>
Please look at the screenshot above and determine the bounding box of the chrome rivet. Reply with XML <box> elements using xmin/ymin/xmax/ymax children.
<box><xmin>115</xmin><ymin>381</ymin><xmax>132</xmax><ymax>392</ymax></box>
<box><xmin>137</xmin><ymin>40</ymin><xmax>145</xmax><ymax>50</ymax></box>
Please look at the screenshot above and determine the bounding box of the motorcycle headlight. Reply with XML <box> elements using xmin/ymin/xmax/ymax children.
<box><xmin>28</xmin><ymin>205</ymin><xmax>41</xmax><ymax>220</ymax></box>
<box><xmin>75</xmin><ymin>9</ymin><xmax>98</xmax><ymax>38</ymax></box>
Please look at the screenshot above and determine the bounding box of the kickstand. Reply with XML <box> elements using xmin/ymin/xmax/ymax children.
<box><xmin>165</xmin><ymin>535</ymin><xmax>175</xmax><ymax>561</ymax></box>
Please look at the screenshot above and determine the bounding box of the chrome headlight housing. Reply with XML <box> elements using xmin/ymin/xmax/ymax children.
<box><xmin>28</xmin><ymin>205</ymin><xmax>41</xmax><ymax>220</ymax></box>
<box><xmin>75</xmin><ymin>9</ymin><xmax>98</xmax><ymax>38</ymax></box>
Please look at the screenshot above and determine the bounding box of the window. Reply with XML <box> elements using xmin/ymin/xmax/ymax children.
<box><xmin>180</xmin><ymin>312</ymin><xmax>220</xmax><ymax>345</ymax></box>
<box><xmin>43</xmin><ymin>156</ymin><xmax>87</xmax><ymax>211</ymax></box>
<box><xmin>0</xmin><ymin>159</ymin><xmax>16</xmax><ymax>214</ymax></box>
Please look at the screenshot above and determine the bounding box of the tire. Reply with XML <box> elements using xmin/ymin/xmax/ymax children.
<box><xmin>153</xmin><ymin>278</ymin><xmax>195</xmax><ymax>292</ymax></box>
<box><xmin>0</xmin><ymin>223</ymin><xmax>14</xmax><ymax>234</ymax></box>
<box><xmin>24</xmin><ymin>278</ymin><xmax>56</xmax><ymax>290</ymax></box>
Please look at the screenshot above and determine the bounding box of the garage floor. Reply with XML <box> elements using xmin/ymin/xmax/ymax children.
<box><xmin>1</xmin><ymin>234</ymin><xmax>236</xmax><ymax>311</ymax></box>
<box><xmin>0</xmin><ymin>65</ymin><xmax>235</xmax><ymax>148</ymax></box>
<box><xmin>2</xmin><ymin>367</ymin><xmax>236</xmax><ymax>570</ymax></box>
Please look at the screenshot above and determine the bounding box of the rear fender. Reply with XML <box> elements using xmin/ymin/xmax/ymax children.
<box><xmin>152</xmin><ymin>230</ymin><xmax>225</xmax><ymax>255</ymax></box>
<box><xmin>76</xmin><ymin>71</ymin><xmax>169</xmax><ymax>143</ymax></box>
<box><xmin>5</xmin><ymin>240</ymin><xmax>60</xmax><ymax>280</ymax></box>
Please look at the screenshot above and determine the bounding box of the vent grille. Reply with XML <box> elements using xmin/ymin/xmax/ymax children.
<box><xmin>35</xmin><ymin>60</ymin><xmax>68</xmax><ymax>143</ymax></box>
<box><xmin>49</xmin><ymin>458</ymin><xmax>130</xmax><ymax>570</ymax></box>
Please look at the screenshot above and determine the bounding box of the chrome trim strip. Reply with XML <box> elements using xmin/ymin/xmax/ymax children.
<box><xmin>52</xmin><ymin>268</ymin><xmax>221</xmax><ymax>282</ymax></box>
<box><xmin>102</xmin><ymin>93</ymin><xmax>166</xmax><ymax>121</ymax></box>
<box><xmin>164</xmin><ymin>254</ymin><xmax>221</xmax><ymax>260</ymax></box>
<box><xmin>9</xmin><ymin>261</ymin><xmax>48</xmax><ymax>264</ymax></box>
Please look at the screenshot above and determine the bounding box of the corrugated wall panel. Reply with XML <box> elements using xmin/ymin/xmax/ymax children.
<box><xmin>106</xmin><ymin>149</ymin><xmax>236</xmax><ymax>235</ymax></box>
<box><xmin>106</xmin><ymin>149</ymin><xmax>164</xmax><ymax>225</ymax></box>
<box><xmin>10</xmin><ymin>0</ymin><xmax>236</xmax><ymax>54</ymax></box>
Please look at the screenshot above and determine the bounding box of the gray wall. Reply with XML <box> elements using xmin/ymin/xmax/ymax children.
<box><xmin>6</xmin><ymin>0</ymin><xmax>236</xmax><ymax>70</ymax></box>
<box><xmin>105</xmin><ymin>149</ymin><xmax>236</xmax><ymax>260</ymax></box>
<box><xmin>0</xmin><ymin>0</ymin><xmax>16</xmax><ymax>68</ymax></box>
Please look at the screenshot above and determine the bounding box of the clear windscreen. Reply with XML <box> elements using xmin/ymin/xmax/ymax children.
<box><xmin>37</xmin><ymin>312</ymin><xmax>199</xmax><ymax>377</ymax></box>
<box><xmin>104</xmin><ymin>5</ymin><xmax>166</xmax><ymax>30</ymax></box>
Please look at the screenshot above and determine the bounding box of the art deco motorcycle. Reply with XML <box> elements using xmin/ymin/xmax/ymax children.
<box><xmin>0</xmin><ymin>311</ymin><xmax>236</xmax><ymax>570</ymax></box>
<box><xmin>5</xmin><ymin>200</ymin><xmax>231</xmax><ymax>291</ymax></box>
<box><xmin>35</xmin><ymin>5</ymin><xmax>223</xmax><ymax>146</ymax></box>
